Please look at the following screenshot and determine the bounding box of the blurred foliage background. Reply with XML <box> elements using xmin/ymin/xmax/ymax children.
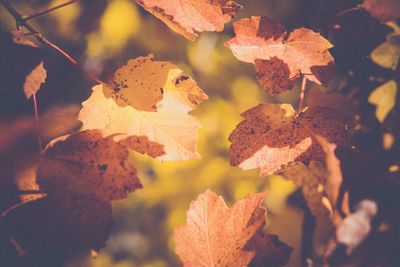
<box><xmin>0</xmin><ymin>0</ymin><xmax>393</xmax><ymax>266</ymax></box>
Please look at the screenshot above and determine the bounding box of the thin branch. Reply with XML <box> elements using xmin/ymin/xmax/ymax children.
<box><xmin>298</xmin><ymin>76</ymin><xmax>307</xmax><ymax>113</ymax></box>
<box><xmin>23</xmin><ymin>0</ymin><xmax>80</xmax><ymax>21</ymax></box>
<box><xmin>1</xmin><ymin>0</ymin><xmax>107</xmax><ymax>85</ymax></box>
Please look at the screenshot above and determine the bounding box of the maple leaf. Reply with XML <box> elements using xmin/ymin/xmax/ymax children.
<box><xmin>79</xmin><ymin>55</ymin><xmax>208</xmax><ymax>161</ymax></box>
<box><xmin>174</xmin><ymin>190</ymin><xmax>291</xmax><ymax>267</ymax></box>
<box><xmin>361</xmin><ymin>0</ymin><xmax>400</xmax><ymax>23</ymax></box>
<box><xmin>135</xmin><ymin>0</ymin><xmax>242</xmax><ymax>41</ymax></box>
<box><xmin>3</xmin><ymin>194</ymin><xmax>112</xmax><ymax>252</ymax></box>
<box><xmin>229</xmin><ymin>104</ymin><xmax>352</xmax><ymax>176</ymax></box>
<box><xmin>110</xmin><ymin>54</ymin><xmax>207</xmax><ymax>112</ymax></box>
<box><xmin>225</xmin><ymin>16</ymin><xmax>334</xmax><ymax>94</ymax></box>
<box><xmin>37</xmin><ymin>130</ymin><xmax>143</xmax><ymax>202</ymax></box>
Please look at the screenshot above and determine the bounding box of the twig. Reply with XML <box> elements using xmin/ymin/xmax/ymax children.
<box><xmin>23</xmin><ymin>0</ymin><xmax>80</xmax><ymax>21</ymax></box>
<box><xmin>1</xmin><ymin>0</ymin><xmax>106</xmax><ymax>85</ymax></box>
<box><xmin>298</xmin><ymin>76</ymin><xmax>307</xmax><ymax>113</ymax></box>
<box><xmin>32</xmin><ymin>94</ymin><xmax>43</xmax><ymax>153</ymax></box>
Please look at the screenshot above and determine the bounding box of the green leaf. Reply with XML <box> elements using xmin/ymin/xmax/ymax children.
<box><xmin>368</xmin><ymin>80</ymin><xmax>398</xmax><ymax>123</ymax></box>
<box><xmin>370</xmin><ymin>42</ymin><xmax>400</xmax><ymax>70</ymax></box>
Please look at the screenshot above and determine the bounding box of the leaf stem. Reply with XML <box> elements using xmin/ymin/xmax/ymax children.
<box><xmin>32</xmin><ymin>94</ymin><xmax>43</xmax><ymax>153</ymax></box>
<box><xmin>298</xmin><ymin>76</ymin><xmax>307</xmax><ymax>113</ymax></box>
<box><xmin>17</xmin><ymin>190</ymin><xmax>46</xmax><ymax>195</ymax></box>
<box><xmin>334</xmin><ymin>6</ymin><xmax>361</xmax><ymax>21</ymax></box>
<box><xmin>23</xmin><ymin>0</ymin><xmax>80</xmax><ymax>21</ymax></box>
<box><xmin>1</xmin><ymin>0</ymin><xmax>106</xmax><ymax>85</ymax></box>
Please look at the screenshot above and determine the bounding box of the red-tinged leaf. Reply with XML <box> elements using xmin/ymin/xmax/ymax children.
<box><xmin>136</xmin><ymin>0</ymin><xmax>243</xmax><ymax>41</ymax></box>
<box><xmin>3</xmin><ymin>194</ymin><xmax>112</xmax><ymax>252</ymax></box>
<box><xmin>174</xmin><ymin>190</ymin><xmax>267</xmax><ymax>267</ymax></box>
<box><xmin>229</xmin><ymin>104</ymin><xmax>352</xmax><ymax>176</ymax></box>
<box><xmin>226</xmin><ymin>16</ymin><xmax>334</xmax><ymax>94</ymax></box>
<box><xmin>37</xmin><ymin>130</ymin><xmax>143</xmax><ymax>202</ymax></box>
<box><xmin>361</xmin><ymin>0</ymin><xmax>400</xmax><ymax>22</ymax></box>
<box><xmin>79</xmin><ymin>55</ymin><xmax>208</xmax><ymax>161</ymax></box>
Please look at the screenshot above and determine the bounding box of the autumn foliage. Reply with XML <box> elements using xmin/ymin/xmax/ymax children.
<box><xmin>0</xmin><ymin>0</ymin><xmax>400</xmax><ymax>266</ymax></box>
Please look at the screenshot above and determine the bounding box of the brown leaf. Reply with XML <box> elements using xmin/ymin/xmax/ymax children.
<box><xmin>10</xmin><ymin>30</ymin><xmax>46</xmax><ymax>99</ymax></box>
<box><xmin>361</xmin><ymin>0</ymin><xmax>400</xmax><ymax>22</ymax></box>
<box><xmin>79</xmin><ymin>55</ymin><xmax>207</xmax><ymax>161</ymax></box>
<box><xmin>174</xmin><ymin>190</ymin><xmax>267</xmax><ymax>267</ymax></box>
<box><xmin>307</xmin><ymin>89</ymin><xmax>356</xmax><ymax>118</ymax></box>
<box><xmin>3</xmin><ymin>194</ymin><xmax>112</xmax><ymax>252</ymax></box>
<box><xmin>39</xmin><ymin>104</ymin><xmax>82</xmax><ymax>142</ymax></box>
<box><xmin>37</xmin><ymin>130</ymin><xmax>142</xmax><ymax>202</ymax></box>
<box><xmin>23</xmin><ymin>61</ymin><xmax>46</xmax><ymax>99</ymax></box>
<box><xmin>229</xmin><ymin>104</ymin><xmax>352</xmax><ymax>176</ymax></box>
<box><xmin>248</xmin><ymin>233</ymin><xmax>292</xmax><ymax>267</ymax></box>
<box><xmin>136</xmin><ymin>0</ymin><xmax>242</xmax><ymax>41</ymax></box>
<box><xmin>226</xmin><ymin>16</ymin><xmax>334</xmax><ymax>94</ymax></box>
<box><xmin>283</xmin><ymin>161</ymin><xmax>332</xmax><ymax>216</ymax></box>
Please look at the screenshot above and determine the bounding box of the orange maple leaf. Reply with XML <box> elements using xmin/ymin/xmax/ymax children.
<box><xmin>226</xmin><ymin>16</ymin><xmax>334</xmax><ymax>94</ymax></box>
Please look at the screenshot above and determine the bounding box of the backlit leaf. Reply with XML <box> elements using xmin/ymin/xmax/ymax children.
<box><xmin>226</xmin><ymin>16</ymin><xmax>334</xmax><ymax>94</ymax></box>
<box><xmin>368</xmin><ymin>80</ymin><xmax>397</xmax><ymax>123</ymax></box>
<box><xmin>229</xmin><ymin>104</ymin><xmax>352</xmax><ymax>176</ymax></box>
<box><xmin>174</xmin><ymin>190</ymin><xmax>290</xmax><ymax>267</ymax></box>
<box><xmin>136</xmin><ymin>0</ymin><xmax>242</xmax><ymax>41</ymax></box>
<box><xmin>79</xmin><ymin>55</ymin><xmax>208</xmax><ymax>161</ymax></box>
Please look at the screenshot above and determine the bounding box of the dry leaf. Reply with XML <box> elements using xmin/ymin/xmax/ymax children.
<box><xmin>39</xmin><ymin>104</ymin><xmax>82</xmax><ymax>142</ymax></box>
<box><xmin>248</xmin><ymin>233</ymin><xmax>292</xmax><ymax>267</ymax></box>
<box><xmin>226</xmin><ymin>16</ymin><xmax>334</xmax><ymax>94</ymax></box>
<box><xmin>283</xmin><ymin>161</ymin><xmax>332</xmax><ymax>216</ymax></box>
<box><xmin>79</xmin><ymin>55</ymin><xmax>207</xmax><ymax>161</ymax></box>
<box><xmin>110</xmin><ymin>55</ymin><xmax>207</xmax><ymax>112</ymax></box>
<box><xmin>307</xmin><ymin>89</ymin><xmax>356</xmax><ymax>118</ymax></box>
<box><xmin>174</xmin><ymin>190</ymin><xmax>267</xmax><ymax>267</ymax></box>
<box><xmin>4</xmin><ymin>194</ymin><xmax>112</xmax><ymax>252</ymax></box>
<box><xmin>37</xmin><ymin>130</ymin><xmax>142</xmax><ymax>202</ymax></box>
<box><xmin>361</xmin><ymin>0</ymin><xmax>400</xmax><ymax>22</ymax></box>
<box><xmin>136</xmin><ymin>0</ymin><xmax>242</xmax><ymax>41</ymax></box>
<box><xmin>23</xmin><ymin>62</ymin><xmax>47</xmax><ymax>99</ymax></box>
<box><xmin>229</xmin><ymin>104</ymin><xmax>352</xmax><ymax>176</ymax></box>
<box><xmin>10</xmin><ymin>30</ymin><xmax>47</xmax><ymax>99</ymax></box>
